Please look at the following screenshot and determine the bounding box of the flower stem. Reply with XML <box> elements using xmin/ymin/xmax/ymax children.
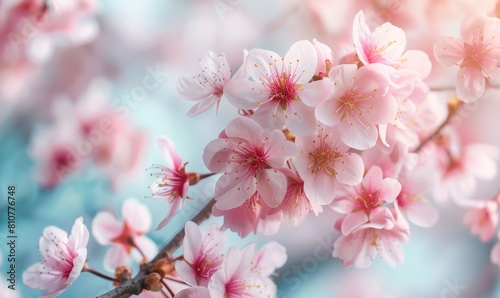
<box><xmin>160</xmin><ymin>279</ymin><xmax>175</xmax><ymax>297</ymax></box>
<box><xmin>413</xmin><ymin>98</ymin><xmax>463</xmax><ymax>153</ymax></box>
<box><xmin>164</xmin><ymin>275</ymin><xmax>189</xmax><ymax>285</ymax></box>
<box><xmin>83</xmin><ymin>265</ymin><xmax>119</xmax><ymax>283</ymax></box>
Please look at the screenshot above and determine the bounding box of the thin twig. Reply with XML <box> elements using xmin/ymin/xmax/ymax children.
<box><xmin>413</xmin><ymin>99</ymin><xmax>463</xmax><ymax>153</ymax></box>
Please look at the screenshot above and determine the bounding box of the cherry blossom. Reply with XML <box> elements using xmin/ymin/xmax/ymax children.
<box><xmin>91</xmin><ymin>198</ymin><xmax>158</xmax><ymax>272</ymax></box>
<box><xmin>331</xmin><ymin>166</ymin><xmax>402</xmax><ymax>235</ymax></box>
<box><xmin>353</xmin><ymin>10</ymin><xmax>406</xmax><ymax>66</ymax></box>
<box><xmin>431</xmin><ymin>132</ymin><xmax>499</xmax><ymax>202</ymax></box>
<box><xmin>208</xmin><ymin>243</ymin><xmax>286</xmax><ymax>297</ymax></box>
<box><xmin>313</xmin><ymin>38</ymin><xmax>334</xmax><ymax>77</ymax></box>
<box><xmin>5</xmin><ymin>0</ymin><xmax>99</xmax><ymax>63</ymax></box>
<box><xmin>352</xmin><ymin>11</ymin><xmax>432</xmax><ymax>78</ymax></box>
<box><xmin>462</xmin><ymin>196</ymin><xmax>499</xmax><ymax>242</ymax></box>
<box><xmin>393</xmin><ymin>162</ymin><xmax>439</xmax><ymax>228</ymax></box>
<box><xmin>149</xmin><ymin>136</ymin><xmax>201</xmax><ymax>230</ymax></box>
<box><xmin>295</xmin><ymin>125</ymin><xmax>364</xmax><ymax>205</ymax></box>
<box><xmin>434</xmin><ymin>14</ymin><xmax>500</xmax><ymax>102</ymax></box>
<box><xmin>203</xmin><ymin>116</ymin><xmax>296</xmax><ymax>210</ymax></box>
<box><xmin>274</xmin><ymin>168</ymin><xmax>323</xmax><ymax>227</ymax></box>
<box><xmin>224</xmin><ymin>40</ymin><xmax>333</xmax><ymax>136</ymax></box>
<box><xmin>315</xmin><ymin>63</ymin><xmax>397</xmax><ymax>150</ymax></box>
<box><xmin>175</xmin><ymin>221</ymin><xmax>226</xmax><ymax>287</ymax></box>
<box><xmin>332</xmin><ymin>208</ymin><xmax>410</xmax><ymax>268</ymax></box>
<box><xmin>29</xmin><ymin>123</ymin><xmax>83</xmax><ymax>188</ymax></box>
<box><xmin>29</xmin><ymin>82</ymin><xmax>146</xmax><ymax>188</ymax></box>
<box><xmin>212</xmin><ymin>191</ymin><xmax>283</xmax><ymax>237</ymax></box>
<box><xmin>23</xmin><ymin>217</ymin><xmax>89</xmax><ymax>298</ymax></box>
<box><xmin>177</xmin><ymin>51</ymin><xmax>231</xmax><ymax>116</ymax></box>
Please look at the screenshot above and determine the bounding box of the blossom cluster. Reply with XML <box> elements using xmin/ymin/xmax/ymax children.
<box><xmin>19</xmin><ymin>6</ymin><xmax>500</xmax><ymax>298</ymax></box>
<box><xmin>22</xmin><ymin>204</ymin><xmax>286</xmax><ymax>298</ymax></box>
<box><xmin>160</xmin><ymin>10</ymin><xmax>500</xmax><ymax>268</ymax></box>
<box><xmin>29</xmin><ymin>82</ymin><xmax>146</xmax><ymax>188</ymax></box>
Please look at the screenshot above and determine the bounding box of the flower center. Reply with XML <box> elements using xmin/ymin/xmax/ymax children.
<box><xmin>307</xmin><ymin>132</ymin><xmax>341</xmax><ymax>177</ymax></box>
<box><xmin>354</xmin><ymin>189</ymin><xmax>381</xmax><ymax>212</ymax></box>
<box><xmin>269</xmin><ymin>73</ymin><xmax>298</xmax><ymax>109</ymax></box>
<box><xmin>232</xmin><ymin>144</ymin><xmax>269</xmax><ymax>174</ymax></box>
<box><xmin>462</xmin><ymin>43</ymin><xmax>487</xmax><ymax>70</ymax></box>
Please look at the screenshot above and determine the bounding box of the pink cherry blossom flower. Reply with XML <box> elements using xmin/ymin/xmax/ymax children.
<box><xmin>431</xmin><ymin>133</ymin><xmax>499</xmax><ymax>202</ymax></box>
<box><xmin>313</xmin><ymin>38</ymin><xmax>334</xmax><ymax>77</ymax></box>
<box><xmin>274</xmin><ymin>168</ymin><xmax>323</xmax><ymax>227</ymax></box>
<box><xmin>7</xmin><ymin>0</ymin><xmax>99</xmax><ymax>63</ymax></box>
<box><xmin>434</xmin><ymin>15</ymin><xmax>500</xmax><ymax>102</ymax></box>
<box><xmin>177</xmin><ymin>51</ymin><xmax>231</xmax><ymax>116</ymax></box>
<box><xmin>29</xmin><ymin>82</ymin><xmax>147</xmax><ymax>188</ymax></box>
<box><xmin>294</xmin><ymin>125</ymin><xmax>364</xmax><ymax>205</ymax></box>
<box><xmin>352</xmin><ymin>11</ymin><xmax>432</xmax><ymax>78</ymax></box>
<box><xmin>250</xmin><ymin>242</ymin><xmax>287</xmax><ymax>278</ymax></box>
<box><xmin>176</xmin><ymin>221</ymin><xmax>226</xmax><ymax>287</ymax></box>
<box><xmin>378</xmin><ymin>69</ymin><xmax>430</xmax><ymax>148</ymax></box>
<box><xmin>203</xmin><ymin>116</ymin><xmax>297</xmax><ymax>210</ymax></box>
<box><xmin>224</xmin><ymin>40</ymin><xmax>333</xmax><ymax>136</ymax></box>
<box><xmin>91</xmin><ymin>198</ymin><xmax>158</xmax><ymax>272</ymax></box>
<box><xmin>29</xmin><ymin>125</ymin><xmax>83</xmax><ymax>188</ymax></box>
<box><xmin>333</xmin><ymin>208</ymin><xmax>410</xmax><ymax>268</ymax></box>
<box><xmin>212</xmin><ymin>191</ymin><xmax>283</xmax><ymax>237</ymax></box>
<box><xmin>462</xmin><ymin>197</ymin><xmax>499</xmax><ymax>242</ymax></box>
<box><xmin>208</xmin><ymin>242</ymin><xmax>286</xmax><ymax>298</ymax></box>
<box><xmin>353</xmin><ymin>10</ymin><xmax>406</xmax><ymax>66</ymax></box>
<box><xmin>23</xmin><ymin>217</ymin><xmax>89</xmax><ymax>298</ymax></box>
<box><xmin>331</xmin><ymin>166</ymin><xmax>402</xmax><ymax>236</ymax></box>
<box><xmin>396</xmin><ymin>167</ymin><xmax>439</xmax><ymax>228</ymax></box>
<box><xmin>150</xmin><ymin>136</ymin><xmax>201</xmax><ymax>230</ymax></box>
<box><xmin>315</xmin><ymin>63</ymin><xmax>397</xmax><ymax>150</ymax></box>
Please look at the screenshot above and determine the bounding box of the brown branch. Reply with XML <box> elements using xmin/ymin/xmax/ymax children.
<box><xmin>96</xmin><ymin>198</ymin><xmax>216</xmax><ymax>298</ymax></box>
<box><xmin>413</xmin><ymin>98</ymin><xmax>463</xmax><ymax>153</ymax></box>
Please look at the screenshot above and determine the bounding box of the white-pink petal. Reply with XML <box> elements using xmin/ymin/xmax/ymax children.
<box><xmin>433</xmin><ymin>36</ymin><xmax>464</xmax><ymax>66</ymax></box>
<box><xmin>298</xmin><ymin>78</ymin><xmax>333</xmax><ymax>107</ymax></box>
<box><xmin>333</xmin><ymin>153</ymin><xmax>364</xmax><ymax>186</ymax></box>
<box><xmin>122</xmin><ymin>198</ymin><xmax>151</xmax><ymax>233</ymax></box>
<box><xmin>456</xmin><ymin>67</ymin><xmax>485</xmax><ymax>102</ymax></box>
<box><xmin>304</xmin><ymin>171</ymin><xmax>336</xmax><ymax>205</ymax></box>
<box><xmin>257</xmin><ymin>169</ymin><xmax>287</xmax><ymax>208</ymax></box>
<box><xmin>91</xmin><ymin>211</ymin><xmax>122</xmax><ymax>245</ymax></box>
<box><xmin>284</xmin><ymin>40</ymin><xmax>317</xmax><ymax>85</ymax></box>
<box><xmin>157</xmin><ymin>136</ymin><xmax>182</xmax><ymax>169</ymax></box>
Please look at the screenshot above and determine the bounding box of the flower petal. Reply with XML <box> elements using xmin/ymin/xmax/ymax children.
<box><xmin>341</xmin><ymin>211</ymin><xmax>369</xmax><ymax>235</ymax></box>
<box><xmin>456</xmin><ymin>67</ymin><xmax>485</xmax><ymax>102</ymax></box>
<box><xmin>187</xmin><ymin>94</ymin><xmax>220</xmax><ymax>117</ymax></box>
<box><xmin>333</xmin><ymin>153</ymin><xmax>364</xmax><ymax>186</ymax></box>
<box><xmin>298</xmin><ymin>78</ymin><xmax>334</xmax><ymax>107</ymax></box>
<box><xmin>304</xmin><ymin>171</ymin><xmax>336</xmax><ymax>205</ymax></box>
<box><xmin>104</xmin><ymin>246</ymin><xmax>130</xmax><ymax>272</ymax></box>
<box><xmin>157</xmin><ymin>136</ymin><xmax>182</xmax><ymax>169</ymax></box>
<box><xmin>257</xmin><ymin>169</ymin><xmax>287</xmax><ymax>208</ymax></box>
<box><xmin>122</xmin><ymin>198</ymin><xmax>151</xmax><ymax>233</ymax></box>
<box><xmin>284</xmin><ymin>40</ymin><xmax>317</xmax><ymax>84</ymax></box>
<box><xmin>91</xmin><ymin>212</ymin><xmax>122</xmax><ymax>245</ymax></box>
<box><xmin>224</xmin><ymin>79</ymin><xmax>267</xmax><ymax>110</ymax></box>
<box><xmin>215</xmin><ymin>173</ymin><xmax>256</xmax><ymax>210</ymax></box>
<box><xmin>433</xmin><ymin>36</ymin><xmax>464</xmax><ymax>66</ymax></box>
